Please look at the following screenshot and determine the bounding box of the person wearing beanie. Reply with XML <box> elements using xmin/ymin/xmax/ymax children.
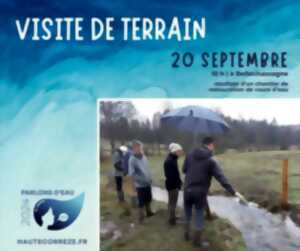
<box><xmin>163</xmin><ymin>143</ymin><xmax>184</xmax><ymax>225</ymax></box>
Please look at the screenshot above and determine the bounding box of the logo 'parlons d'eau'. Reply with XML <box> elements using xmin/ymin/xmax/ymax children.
<box><xmin>33</xmin><ymin>193</ymin><xmax>84</xmax><ymax>231</ymax></box>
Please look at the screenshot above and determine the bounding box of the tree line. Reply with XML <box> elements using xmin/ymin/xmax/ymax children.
<box><xmin>100</xmin><ymin>101</ymin><xmax>300</xmax><ymax>156</ymax></box>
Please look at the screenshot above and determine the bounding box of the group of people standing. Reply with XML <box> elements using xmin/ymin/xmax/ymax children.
<box><xmin>111</xmin><ymin>137</ymin><xmax>246</xmax><ymax>247</ymax></box>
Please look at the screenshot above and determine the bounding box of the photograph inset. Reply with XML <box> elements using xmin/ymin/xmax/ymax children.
<box><xmin>99</xmin><ymin>99</ymin><xmax>300</xmax><ymax>251</ymax></box>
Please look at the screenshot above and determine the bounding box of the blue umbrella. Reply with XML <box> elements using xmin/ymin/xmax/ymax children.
<box><xmin>161</xmin><ymin>105</ymin><xmax>229</xmax><ymax>216</ymax></box>
<box><xmin>160</xmin><ymin>105</ymin><xmax>229</xmax><ymax>136</ymax></box>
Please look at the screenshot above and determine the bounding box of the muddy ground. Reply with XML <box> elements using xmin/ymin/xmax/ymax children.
<box><xmin>100</xmin><ymin>179</ymin><xmax>246</xmax><ymax>251</ymax></box>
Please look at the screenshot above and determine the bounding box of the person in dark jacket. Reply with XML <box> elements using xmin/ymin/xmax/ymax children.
<box><xmin>164</xmin><ymin>143</ymin><xmax>183</xmax><ymax>225</ymax></box>
<box><xmin>183</xmin><ymin>137</ymin><xmax>246</xmax><ymax>247</ymax></box>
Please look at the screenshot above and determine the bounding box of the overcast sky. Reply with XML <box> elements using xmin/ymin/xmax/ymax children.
<box><xmin>129</xmin><ymin>99</ymin><xmax>300</xmax><ymax>125</ymax></box>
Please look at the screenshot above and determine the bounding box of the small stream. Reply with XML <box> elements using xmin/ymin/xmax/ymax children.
<box><xmin>152</xmin><ymin>187</ymin><xmax>300</xmax><ymax>251</ymax></box>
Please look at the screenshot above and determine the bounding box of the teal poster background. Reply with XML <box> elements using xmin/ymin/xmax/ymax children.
<box><xmin>0</xmin><ymin>1</ymin><xmax>300</xmax><ymax>250</ymax></box>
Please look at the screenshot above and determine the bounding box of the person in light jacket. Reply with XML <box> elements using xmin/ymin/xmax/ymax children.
<box><xmin>128</xmin><ymin>140</ymin><xmax>154</xmax><ymax>223</ymax></box>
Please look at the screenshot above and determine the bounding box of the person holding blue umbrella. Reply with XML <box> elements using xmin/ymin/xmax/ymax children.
<box><xmin>160</xmin><ymin>105</ymin><xmax>233</xmax><ymax>214</ymax></box>
<box><xmin>183</xmin><ymin>136</ymin><xmax>247</xmax><ymax>247</ymax></box>
<box><xmin>161</xmin><ymin>106</ymin><xmax>246</xmax><ymax>247</ymax></box>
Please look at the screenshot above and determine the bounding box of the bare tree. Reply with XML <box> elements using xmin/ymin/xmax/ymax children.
<box><xmin>100</xmin><ymin>101</ymin><xmax>137</xmax><ymax>150</ymax></box>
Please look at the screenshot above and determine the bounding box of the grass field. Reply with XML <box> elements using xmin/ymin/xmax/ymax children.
<box><xmin>100</xmin><ymin>176</ymin><xmax>246</xmax><ymax>251</ymax></box>
<box><xmin>101</xmin><ymin>150</ymin><xmax>300</xmax><ymax>210</ymax></box>
<box><xmin>211</xmin><ymin>150</ymin><xmax>300</xmax><ymax>208</ymax></box>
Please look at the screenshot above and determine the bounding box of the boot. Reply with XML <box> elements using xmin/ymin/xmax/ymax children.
<box><xmin>130</xmin><ymin>196</ymin><xmax>138</xmax><ymax>208</ymax></box>
<box><xmin>168</xmin><ymin>217</ymin><xmax>176</xmax><ymax>226</ymax></box>
<box><xmin>184</xmin><ymin>222</ymin><xmax>190</xmax><ymax>241</ymax></box>
<box><xmin>145</xmin><ymin>203</ymin><xmax>154</xmax><ymax>217</ymax></box>
<box><xmin>205</xmin><ymin>202</ymin><xmax>217</xmax><ymax>221</ymax></box>
<box><xmin>206</xmin><ymin>212</ymin><xmax>217</xmax><ymax>221</ymax></box>
<box><xmin>117</xmin><ymin>191</ymin><xmax>125</xmax><ymax>202</ymax></box>
<box><xmin>138</xmin><ymin>208</ymin><xmax>145</xmax><ymax>224</ymax></box>
<box><xmin>193</xmin><ymin>230</ymin><xmax>203</xmax><ymax>247</ymax></box>
<box><xmin>168</xmin><ymin>208</ymin><xmax>176</xmax><ymax>225</ymax></box>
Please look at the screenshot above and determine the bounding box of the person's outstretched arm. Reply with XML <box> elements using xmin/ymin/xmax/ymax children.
<box><xmin>211</xmin><ymin>158</ymin><xmax>236</xmax><ymax>195</ymax></box>
<box><xmin>211</xmin><ymin>158</ymin><xmax>248</xmax><ymax>203</ymax></box>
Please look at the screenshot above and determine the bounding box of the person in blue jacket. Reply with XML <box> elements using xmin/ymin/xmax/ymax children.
<box><xmin>112</xmin><ymin>145</ymin><xmax>128</xmax><ymax>202</ymax></box>
<box><xmin>122</xmin><ymin>145</ymin><xmax>132</xmax><ymax>176</ymax></box>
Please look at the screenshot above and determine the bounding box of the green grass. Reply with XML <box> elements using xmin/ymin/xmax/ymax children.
<box><xmin>100</xmin><ymin>177</ymin><xmax>246</xmax><ymax>251</ymax></box>
<box><xmin>212</xmin><ymin>150</ymin><xmax>300</xmax><ymax>208</ymax></box>
<box><xmin>101</xmin><ymin>150</ymin><xmax>300</xmax><ymax>210</ymax></box>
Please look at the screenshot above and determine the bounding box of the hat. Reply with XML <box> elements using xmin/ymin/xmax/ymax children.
<box><xmin>169</xmin><ymin>143</ymin><xmax>183</xmax><ymax>153</ymax></box>
<box><xmin>119</xmin><ymin>145</ymin><xmax>128</xmax><ymax>152</ymax></box>
<box><xmin>132</xmin><ymin>140</ymin><xmax>143</xmax><ymax>147</ymax></box>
